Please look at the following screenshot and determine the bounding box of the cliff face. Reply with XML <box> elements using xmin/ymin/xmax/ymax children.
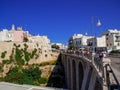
<box><xmin>38</xmin><ymin>55</ymin><xmax>66</xmax><ymax>88</ymax></box>
<box><xmin>0</xmin><ymin>42</ymin><xmax>59</xmax><ymax>77</ymax></box>
<box><xmin>0</xmin><ymin>42</ymin><xmax>53</xmax><ymax>64</ymax></box>
<box><xmin>0</xmin><ymin>50</ymin><xmax>66</xmax><ymax>89</ymax></box>
<box><xmin>46</xmin><ymin>54</ymin><xmax>67</xmax><ymax>88</ymax></box>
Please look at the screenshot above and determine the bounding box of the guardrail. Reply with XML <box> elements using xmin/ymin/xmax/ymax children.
<box><xmin>94</xmin><ymin>57</ymin><xmax>103</xmax><ymax>73</ymax></box>
<box><xmin>105</xmin><ymin>64</ymin><xmax>120</xmax><ymax>90</ymax></box>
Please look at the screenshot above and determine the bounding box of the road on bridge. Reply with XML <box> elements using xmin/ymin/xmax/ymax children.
<box><xmin>108</xmin><ymin>56</ymin><xmax>120</xmax><ymax>83</ymax></box>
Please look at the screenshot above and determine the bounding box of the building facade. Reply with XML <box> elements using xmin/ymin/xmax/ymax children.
<box><xmin>87</xmin><ymin>35</ymin><xmax>106</xmax><ymax>48</ymax></box>
<box><xmin>0</xmin><ymin>25</ymin><xmax>29</xmax><ymax>42</ymax></box>
<box><xmin>0</xmin><ymin>25</ymin><xmax>53</xmax><ymax>63</ymax></box>
<box><xmin>68</xmin><ymin>34</ymin><xmax>93</xmax><ymax>49</ymax></box>
<box><xmin>102</xmin><ymin>29</ymin><xmax>120</xmax><ymax>50</ymax></box>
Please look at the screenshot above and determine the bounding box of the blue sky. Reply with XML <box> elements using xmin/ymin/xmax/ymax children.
<box><xmin>0</xmin><ymin>0</ymin><xmax>120</xmax><ymax>44</ymax></box>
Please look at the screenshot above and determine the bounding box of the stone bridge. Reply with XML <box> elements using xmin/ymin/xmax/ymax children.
<box><xmin>61</xmin><ymin>53</ymin><xmax>104</xmax><ymax>90</ymax></box>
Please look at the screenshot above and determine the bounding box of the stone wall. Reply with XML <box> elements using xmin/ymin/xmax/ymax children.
<box><xmin>0</xmin><ymin>42</ymin><xmax>58</xmax><ymax>64</ymax></box>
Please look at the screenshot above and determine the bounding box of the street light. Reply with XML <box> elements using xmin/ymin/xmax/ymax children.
<box><xmin>91</xmin><ymin>16</ymin><xmax>101</xmax><ymax>53</ymax></box>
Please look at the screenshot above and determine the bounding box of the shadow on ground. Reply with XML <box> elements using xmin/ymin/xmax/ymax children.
<box><xmin>46</xmin><ymin>54</ymin><xmax>67</xmax><ymax>89</ymax></box>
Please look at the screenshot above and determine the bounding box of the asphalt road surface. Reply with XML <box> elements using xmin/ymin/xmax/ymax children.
<box><xmin>108</xmin><ymin>56</ymin><xmax>120</xmax><ymax>83</ymax></box>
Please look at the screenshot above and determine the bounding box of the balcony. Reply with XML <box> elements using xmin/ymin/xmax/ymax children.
<box><xmin>115</xmin><ymin>39</ymin><xmax>120</xmax><ymax>42</ymax></box>
<box><xmin>115</xmin><ymin>34</ymin><xmax>120</xmax><ymax>37</ymax></box>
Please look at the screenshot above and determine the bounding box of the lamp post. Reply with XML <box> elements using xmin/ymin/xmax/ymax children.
<box><xmin>91</xmin><ymin>16</ymin><xmax>101</xmax><ymax>64</ymax></box>
<box><xmin>91</xmin><ymin>16</ymin><xmax>101</xmax><ymax>53</ymax></box>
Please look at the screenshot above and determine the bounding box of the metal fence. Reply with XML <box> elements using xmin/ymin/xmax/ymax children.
<box><xmin>105</xmin><ymin>64</ymin><xmax>120</xmax><ymax>90</ymax></box>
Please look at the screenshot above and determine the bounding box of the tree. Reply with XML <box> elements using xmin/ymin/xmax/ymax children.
<box><xmin>1</xmin><ymin>51</ymin><xmax>7</xmax><ymax>58</ymax></box>
<box><xmin>23</xmin><ymin>37</ymin><xmax>29</xmax><ymax>42</ymax></box>
<box><xmin>51</xmin><ymin>44</ymin><xmax>60</xmax><ymax>49</ymax></box>
<box><xmin>5</xmin><ymin>67</ymin><xmax>41</xmax><ymax>85</ymax></box>
<box><xmin>68</xmin><ymin>44</ymin><xmax>76</xmax><ymax>50</ymax></box>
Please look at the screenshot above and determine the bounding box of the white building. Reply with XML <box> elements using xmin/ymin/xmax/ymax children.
<box><xmin>28</xmin><ymin>35</ymin><xmax>51</xmax><ymax>50</ymax></box>
<box><xmin>69</xmin><ymin>34</ymin><xmax>93</xmax><ymax>49</ymax></box>
<box><xmin>51</xmin><ymin>43</ymin><xmax>67</xmax><ymax>50</ymax></box>
<box><xmin>0</xmin><ymin>25</ymin><xmax>29</xmax><ymax>42</ymax></box>
<box><xmin>102</xmin><ymin>29</ymin><xmax>120</xmax><ymax>50</ymax></box>
<box><xmin>87</xmin><ymin>35</ymin><xmax>106</xmax><ymax>48</ymax></box>
<box><xmin>0</xmin><ymin>29</ymin><xmax>14</xmax><ymax>42</ymax></box>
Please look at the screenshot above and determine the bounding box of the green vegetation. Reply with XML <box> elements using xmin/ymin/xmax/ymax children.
<box><xmin>9</xmin><ymin>43</ymin><xmax>39</xmax><ymax>67</ymax></box>
<box><xmin>1</xmin><ymin>51</ymin><xmax>7</xmax><ymax>58</ymax></box>
<box><xmin>110</xmin><ymin>50</ymin><xmax>120</xmax><ymax>53</ymax></box>
<box><xmin>0</xmin><ymin>65</ymin><xmax>3</xmax><ymax>73</ymax></box>
<box><xmin>4</xmin><ymin>67</ymin><xmax>41</xmax><ymax>85</ymax></box>
<box><xmin>15</xmin><ymin>46</ymin><xmax>25</xmax><ymax>67</ymax></box>
<box><xmin>31</xmin><ymin>48</ymin><xmax>37</xmax><ymax>58</ymax></box>
<box><xmin>51</xmin><ymin>44</ymin><xmax>60</xmax><ymax>49</ymax></box>
<box><xmin>23</xmin><ymin>37</ymin><xmax>29</xmax><ymax>42</ymax></box>
<box><xmin>0</xmin><ymin>43</ymin><xmax>64</xmax><ymax>87</ymax></box>
<box><xmin>40</xmin><ymin>60</ymin><xmax>57</xmax><ymax>66</ymax></box>
<box><xmin>68</xmin><ymin>44</ymin><xmax>76</xmax><ymax>50</ymax></box>
<box><xmin>0</xmin><ymin>43</ymin><xmax>43</xmax><ymax>86</ymax></box>
<box><xmin>2</xmin><ymin>59</ymin><xmax>12</xmax><ymax>64</ymax></box>
<box><xmin>38</xmin><ymin>77</ymin><xmax>48</xmax><ymax>84</ymax></box>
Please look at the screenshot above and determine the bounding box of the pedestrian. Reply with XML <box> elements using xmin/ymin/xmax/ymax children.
<box><xmin>99</xmin><ymin>52</ymin><xmax>103</xmax><ymax>60</ymax></box>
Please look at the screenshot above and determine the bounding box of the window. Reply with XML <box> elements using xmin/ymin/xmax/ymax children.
<box><xmin>107</xmin><ymin>44</ymin><xmax>108</xmax><ymax>46</ymax></box>
<box><xmin>116</xmin><ymin>36</ymin><xmax>118</xmax><ymax>39</ymax></box>
<box><xmin>118</xmin><ymin>43</ymin><xmax>120</xmax><ymax>46</ymax></box>
<box><xmin>45</xmin><ymin>54</ymin><xmax>47</xmax><ymax>57</ymax></box>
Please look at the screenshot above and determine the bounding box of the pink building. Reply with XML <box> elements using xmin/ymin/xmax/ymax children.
<box><xmin>0</xmin><ymin>25</ymin><xmax>29</xmax><ymax>42</ymax></box>
<box><xmin>13</xmin><ymin>30</ymin><xmax>23</xmax><ymax>42</ymax></box>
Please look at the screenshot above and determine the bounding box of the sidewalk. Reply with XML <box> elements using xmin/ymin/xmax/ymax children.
<box><xmin>102</xmin><ymin>57</ymin><xmax>111</xmax><ymax>90</ymax></box>
<box><xmin>103</xmin><ymin>57</ymin><xmax>111</xmax><ymax>66</ymax></box>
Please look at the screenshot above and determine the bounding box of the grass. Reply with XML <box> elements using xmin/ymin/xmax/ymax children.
<box><xmin>40</xmin><ymin>60</ymin><xmax>57</xmax><ymax>66</ymax></box>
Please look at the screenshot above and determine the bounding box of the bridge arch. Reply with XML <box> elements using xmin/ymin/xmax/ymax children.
<box><xmin>78</xmin><ymin>61</ymin><xmax>84</xmax><ymax>90</ymax></box>
<box><xmin>85</xmin><ymin>66</ymin><xmax>93</xmax><ymax>90</ymax></box>
<box><xmin>94</xmin><ymin>77</ymin><xmax>102</xmax><ymax>90</ymax></box>
<box><xmin>67</xmin><ymin>58</ymin><xmax>72</xmax><ymax>89</ymax></box>
<box><xmin>72</xmin><ymin>59</ymin><xmax>76</xmax><ymax>90</ymax></box>
<box><xmin>61</xmin><ymin>53</ymin><xmax>103</xmax><ymax>90</ymax></box>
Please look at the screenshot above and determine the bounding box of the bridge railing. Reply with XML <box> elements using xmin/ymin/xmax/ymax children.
<box><xmin>94</xmin><ymin>56</ymin><xmax>103</xmax><ymax>73</ymax></box>
<box><xmin>105</xmin><ymin>64</ymin><xmax>120</xmax><ymax>90</ymax></box>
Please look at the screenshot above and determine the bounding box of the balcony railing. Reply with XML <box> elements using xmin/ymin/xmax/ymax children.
<box><xmin>115</xmin><ymin>39</ymin><xmax>120</xmax><ymax>42</ymax></box>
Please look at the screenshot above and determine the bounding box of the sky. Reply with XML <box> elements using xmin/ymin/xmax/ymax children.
<box><xmin>0</xmin><ymin>0</ymin><xmax>120</xmax><ymax>44</ymax></box>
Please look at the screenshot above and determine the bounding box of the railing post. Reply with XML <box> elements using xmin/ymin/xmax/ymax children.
<box><xmin>92</xmin><ymin>52</ymin><xmax>95</xmax><ymax>65</ymax></box>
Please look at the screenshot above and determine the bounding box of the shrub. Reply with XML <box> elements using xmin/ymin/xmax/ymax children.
<box><xmin>40</xmin><ymin>60</ymin><xmax>57</xmax><ymax>66</ymax></box>
<box><xmin>0</xmin><ymin>65</ymin><xmax>3</xmax><ymax>72</ymax></box>
<box><xmin>40</xmin><ymin>62</ymin><xmax>50</xmax><ymax>66</ymax></box>
<box><xmin>51</xmin><ymin>60</ymin><xmax>57</xmax><ymax>65</ymax></box>
<box><xmin>2</xmin><ymin>60</ymin><xmax>12</xmax><ymax>64</ymax></box>
<box><xmin>1</xmin><ymin>51</ymin><xmax>7</xmax><ymax>58</ymax></box>
<box><xmin>110</xmin><ymin>50</ymin><xmax>119</xmax><ymax>53</ymax></box>
<box><xmin>5</xmin><ymin>67</ymin><xmax>41</xmax><ymax>85</ymax></box>
<box><xmin>23</xmin><ymin>37</ymin><xmax>29</xmax><ymax>42</ymax></box>
<box><xmin>39</xmin><ymin>77</ymin><xmax>48</xmax><ymax>84</ymax></box>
